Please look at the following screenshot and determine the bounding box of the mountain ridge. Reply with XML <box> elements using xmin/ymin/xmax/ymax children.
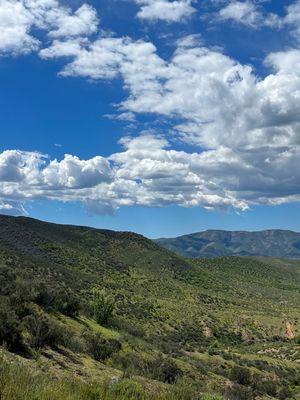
<box><xmin>156</xmin><ymin>229</ymin><xmax>300</xmax><ymax>259</ymax></box>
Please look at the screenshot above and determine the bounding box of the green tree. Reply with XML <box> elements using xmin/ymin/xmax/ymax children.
<box><xmin>92</xmin><ymin>289</ymin><xmax>115</xmax><ymax>326</ymax></box>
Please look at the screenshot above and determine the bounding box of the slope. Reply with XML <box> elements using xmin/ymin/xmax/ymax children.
<box><xmin>0</xmin><ymin>215</ymin><xmax>300</xmax><ymax>400</ymax></box>
<box><xmin>156</xmin><ymin>229</ymin><xmax>300</xmax><ymax>258</ymax></box>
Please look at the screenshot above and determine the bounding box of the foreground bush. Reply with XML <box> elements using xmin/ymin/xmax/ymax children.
<box><xmin>23</xmin><ymin>309</ymin><xmax>72</xmax><ymax>350</ymax></box>
<box><xmin>0</xmin><ymin>357</ymin><xmax>223</xmax><ymax>400</ymax></box>
<box><xmin>112</xmin><ymin>379</ymin><xmax>145</xmax><ymax>400</ymax></box>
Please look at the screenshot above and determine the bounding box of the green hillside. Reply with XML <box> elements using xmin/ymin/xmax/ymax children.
<box><xmin>0</xmin><ymin>215</ymin><xmax>300</xmax><ymax>399</ymax></box>
<box><xmin>156</xmin><ymin>229</ymin><xmax>300</xmax><ymax>259</ymax></box>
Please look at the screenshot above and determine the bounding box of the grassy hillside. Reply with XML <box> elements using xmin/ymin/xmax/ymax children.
<box><xmin>156</xmin><ymin>229</ymin><xmax>300</xmax><ymax>259</ymax></box>
<box><xmin>0</xmin><ymin>215</ymin><xmax>300</xmax><ymax>399</ymax></box>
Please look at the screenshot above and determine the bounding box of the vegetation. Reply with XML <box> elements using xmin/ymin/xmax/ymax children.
<box><xmin>83</xmin><ymin>330</ymin><xmax>121</xmax><ymax>361</ymax></box>
<box><xmin>0</xmin><ymin>215</ymin><xmax>300</xmax><ymax>399</ymax></box>
<box><xmin>92</xmin><ymin>289</ymin><xmax>116</xmax><ymax>326</ymax></box>
<box><xmin>156</xmin><ymin>229</ymin><xmax>300</xmax><ymax>258</ymax></box>
<box><xmin>0</xmin><ymin>355</ymin><xmax>225</xmax><ymax>400</ymax></box>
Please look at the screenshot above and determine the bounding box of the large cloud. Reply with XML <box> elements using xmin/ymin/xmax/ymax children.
<box><xmin>0</xmin><ymin>0</ymin><xmax>98</xmax><ymax>55</ymax></box>
<box><xmin>39</xmin><ymin>33</ymin><xmax>300</xmax><ymax>151</ymax></box>
<box><xmin>0</xmin><ymin>0</ymin><xmax>38</xmax><ymax>54</ymax></box>
<box><xmin>0</xmin><ymin>0</ymin><xmax>193</xmax><ymax>58</ymax></box>
<box><xmin>1</xmin><ymin>134</ymin><xmax>300</xmax><ymax>215</ymax></box>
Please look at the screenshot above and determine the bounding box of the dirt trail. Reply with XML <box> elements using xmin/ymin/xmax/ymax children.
<box><xmin>286</xmin><ymin>321</ymin><xmax>295</xmax><ymax>340</ymax></box>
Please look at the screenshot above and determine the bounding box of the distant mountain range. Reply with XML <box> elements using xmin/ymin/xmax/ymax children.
<box><xmin>156</xmin><ymin>229</ymin><xmax>300</xmax><ymax>259</ymax></box>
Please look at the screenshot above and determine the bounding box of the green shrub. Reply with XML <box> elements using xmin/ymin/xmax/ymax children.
<box><xmin>152</xmin><ymin>358</ymin><xmax>183</xmax><ymax>384</ymax></box>
<box><xmin>112</xmin><ymin>319</ymin><xmax>145</xmax><ymax>338</ymax></box>
<box><xmin>91</xmin><ymin>289</ymin><xmax>115</xmax><ymax>326</ymax></box>
<box><xmin>83</xmin><ymin>331</ymin><xmax>121</xmax><ymax>361</ymax></box>
<box><xmin>225</xmin><ymin>384</ymin><xmax>253</xmax><ymax>400</ymax></box>
<box><xmin>23</xmin><ymin>309</ymin><xmax>70</xmax><ymax>350</ymax></box>
<box><xmin>169</xmin><ymin>378</ymin><xmax>206</xmax><ymax>400</ymax></box>
<box><xmin>251</xmin><ymin>373</ymin><xmax>278</xmax><ymax>397</ymax></box>
<box><xmin>278</xmin><ymin>385</ymin><xmax>293</xmax><ymax>400</ymax></box>
<box><xmin>35</xmin><ymin>286</ymin><xmax>80</xmax><ymax>317</ymax></box>
<box><xmin>34</xmin><ymin>286</ymin><xmax>56</xmax><ymax>310</ymax></box>
<box><xmin>111</xmin><ymin>352</ymin><xmax>152</xmax><ymax>377</ymax></box>
<box><xmin>230</xmin><ymin>366</ymin><xmax>252</xmax><ymax>385</ymax></box>
<box><xmin>112</xmin><ymin>379</ymin><xmax>145</xmax><ymax>400</ymax></box>
<box><xmin>53</xmin><ymin>289</ymin><xmax>80</xmax><ymax>317</ymax></box>
<box><xmin>201</xmin><ymin>395</ymin><xmax>223</xmax><ymax>400</ymax></box>
<box><xmin>0</xmin><ymin>301</ymin><xmax>24</xmax><ymax>353</ymax></box>
<box><xmin>256</xmin><ymin>379</ymin><xmax>277</xmax><ymax>397</ymax></box>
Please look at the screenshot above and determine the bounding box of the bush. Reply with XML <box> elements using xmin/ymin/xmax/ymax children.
<box><xmin>35</xmin><ymin>286</ymin><xmax>80</xmax><ymax>317</ymax></box>
<box><xmin>34</xmin><ymin>286</ymin><xmax>55</xmax><ymax>310</ymax></box>
<box><xmin>83</xmin><ymin>331</ymin><xmax>121</xmax><ymax>361</ymax></box>
<box><xmin>91</xmin><ymin>289</ymin><xmax>115</xmax><ymax>326</ymax></box>
<box><xmin>278</xmin><ymin>385</ymin><xmax>293</xmax><ymax>400</ymax></box>
<box><xmin>225</xmin><ymin>384</ymin><xmax>254</xmax><ymax>400</ymax></box>
<box><xmin>230</xmin><ymin>366</ymin><xmax>252</xmax><ymax>385</ymax></box>
<box><xmin>23</xmin><ymin>309</ymin><xmax>70</xmax><ymax>349</ymax></box>
<box><xmin>112</xmin><ymin>379</ymin><xmax>145</xmax><ymax>400</ymax></box>
<box><xmin>152</xmin><ymin>358</ymin><xmax>183</xmax><ymax>384</ymax></box>
<box><xmin>0</xmin><ymin>301</ymin><xmax>24</xmax><ymax>353</ymax></box>
<box><xmin>111</xmin><ymin>319</ymin><xmax>145</xmax><ymax>338</ymax></box>
<box><xmin>201</xmin><ymin>395</ymin><xmax>223</xmax><ymax>400</ymax></box>
<box><xmin>111</xmin><ymin>353</ymin><xmax>182</xmax><ymax>384</ymax></box>
<box><xmin>256</xmin><ymin>379</ymin><xmax>277</xmax><ymax>397</ymax></box>
<box><xmin>169</xmin><ymin>378</ymin><xmax>209</xmax><ymax>400</ymax></box>
<box><xmin>53</xmin><ymin>289</ymin><xmax>80</xmax><ymax>317</ymax></box>
<box><xmin>111</xmin><ymin>352</ymin><xmax>152</xmax><ymax>377</ymax></box>
<box><xmin>251</xmin><ymin>373</ymin><xmax>278</xmax><ymax>397</ymax></box>
<box><xmin>10</xmin><ymin>278</ymin><xmax>35</xmax><ymax>308</ymax></box>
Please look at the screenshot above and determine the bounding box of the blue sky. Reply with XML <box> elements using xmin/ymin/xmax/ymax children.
<box><xmin>1</xmin><ymin>0</ymin><xmax>300</xmax><ymax>238</ymax></box>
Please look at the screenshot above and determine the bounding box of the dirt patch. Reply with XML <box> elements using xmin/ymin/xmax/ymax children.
<box><xmin>286</xmin><ymin>321</ymin><xmax>295</xmax><ymax>340</ymax></box>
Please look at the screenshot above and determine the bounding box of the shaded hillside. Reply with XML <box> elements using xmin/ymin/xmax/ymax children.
<box><xmin>156</xmin><ymin>229</ymin><xmax>300</xmax><ymax>258</ymax></box>
<box><xmin>0</xmin><ymin>215</ymin><xmax>191</xmax><ymax>291</ymax></box>
<box><xmin>0</xmin><ymin>215</ymin><xmax>300</xmax><ymax>399</ymax></box>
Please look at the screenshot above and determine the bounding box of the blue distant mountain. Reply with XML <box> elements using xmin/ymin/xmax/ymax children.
<box><xmin>156</xmin><ymin>230</ymin><xmax>300</xmax><ymax>259</ymax></box>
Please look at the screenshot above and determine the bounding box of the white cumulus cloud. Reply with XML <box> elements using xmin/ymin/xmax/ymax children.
<box><xmin>217</xmin><ymin>0</ymin><xmax>282</xmax><ymax>29</ymax></box>
<box><xmin>2</xmin><ymin>133</ymin><xmax>300</xmax><ymax>216</ymax></box>
<box><xmin>0</xmin><ymin>0</ymin><xmax>99</xmax><ymax>55</ymax></box>
<box><xmin>135</xmin><ymin>0</ymin><xmax>196</xmax><ymax>22</ymax></box>
<box><xmin>218</xmin><ymin>1</ymin><xmax>262</xmax><ymax>27</ymax></box>
<box><xmin>0</xmin><ymin>0</ymin><xmax>38</xmax><ymax>54</ymax></box>
<box><xmin>31</xmin><ymin>31</ymin><xmax>300</xmax><ymax>213</ymax></box>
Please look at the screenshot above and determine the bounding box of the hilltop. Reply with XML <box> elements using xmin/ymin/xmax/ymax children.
<box><xmin>156</xmin><ymin>229</ymin><xmax>300</xmax><ymax>259</ymax></box>
<box><xmin>0</xmin><ymin>215</ymin><xmax>300</xmax><ymax>399</ymax></box>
